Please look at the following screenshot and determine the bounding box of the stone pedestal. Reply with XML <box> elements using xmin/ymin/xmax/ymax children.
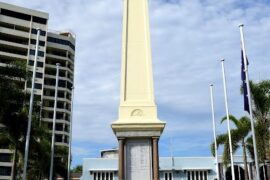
<box><xmin>117</xmin><ymin>137</ymin><xmax>160</xmax><ymax>180</ymax></box>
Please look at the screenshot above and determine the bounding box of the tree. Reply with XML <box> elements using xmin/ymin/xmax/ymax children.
<box><xmin>248</xmin><ymin>80</ymin><xmax>270</xmax><ymax>162</ymax></box>
<box><xmin>26</xmin><ymin>120</ymin><xmax>51</xmax><ymax>179</ymax></box>
<box><xmin>0</xmin><ymin>61</ymin><xmax>29</xmax><ymax>180</ymax></box>
<box><xmin>53</xmin><ymin>146</ymin><xmax>69</xmax><ymax>179</ymax></box>
<box><xmin>0</xmin><ymin>61</ymin><xmax>51</xmax><ymax>179</ymax></box>
<box><xmin>72</xmin><ymin>165</ymin><xmax>82</xmax><ymax>173</ymax></box>
<box><xmin>211</xmin><ymin>115</ymin><xmax>251</xmax><ymax>180</ymax></box>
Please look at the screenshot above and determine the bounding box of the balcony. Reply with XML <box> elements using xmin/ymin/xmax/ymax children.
<box><xmin>46</xmin><ymin>41</ymin><xmax>75</xmax><ymax>55</ymax></box>
<box><xmin>0</xmin><ymin>51</ymin><xmax>27</xmax><ymax>61</ymax></box>
<box><xmin>41</xmin><ymin>118</ymin><xmax>70</xmax><ymax>125</ymax></box>
<box><xmin>0</xmin><ymin>40</ymin><xmax>28</xmax><ymax>50</ymax></box>
<box><xmin>0</xmin><ymin>26</ymin><xmax>29</xmax><ymax>38</ymax></box>
<box><xmin>55</xmin><ymin>142</ymin><xmax>69</xmax><ymax>147</ymax></box>
<box><xmin>0</xmin><ymin>32</ymin><xmax>29</xmax><ymax>46</ymax></box>
<box><xmin>42</xmin><ymin>106</ymin><xmax>71</xmax><ymax>114</ymax></box>
<box><xmin>43</xmin><ymin>85</ymin><xmax>71</xmax><ymax>93</ymax></box>
<box><xmin>44</xmin><ymin>74</ymin><xmax>73</xmax><ymax>84</ymax></box>
<box><xmin>45</xmin><ymin>63</ymin><xmax>74</xmax><ymax>75</ymax></box>
<box><xmin>43</xmin><ymin>95</ymin><xmax>71</xmax><ymax>103</ymax></box>
<box><xmin>0</xmin><ymin>14</ymin><xmax>31</xmax><ymax>27</ymax></box>
<box><xmin>0</xmin><ymin>43</ymin><xmax>28</xmax><ymax>58</ymax></box>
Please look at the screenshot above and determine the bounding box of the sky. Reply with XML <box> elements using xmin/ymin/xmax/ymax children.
<box><xmin>1</xmin><ymin>0</ymin><xmax>270</xmax><ymax>168</ymax></box>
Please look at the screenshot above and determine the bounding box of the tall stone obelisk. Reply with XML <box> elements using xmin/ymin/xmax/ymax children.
<box><xmin>111</xmin><ymin>0</ymin><xmax>166</xmax><ymax>179</ymax></box>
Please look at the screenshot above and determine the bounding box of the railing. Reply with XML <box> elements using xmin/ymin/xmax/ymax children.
<box><xmin>48</xmin><ymin>29</ymin><xmax>76</xmax><ymax>39</ymax></box>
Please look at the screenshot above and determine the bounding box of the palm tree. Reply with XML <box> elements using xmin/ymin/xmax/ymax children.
<box><xmin>249</xmin><ymin>80</ymin><xmax>270</xmax><ymax>162</ymax></box>
<box><xmin>211</xmin><ymin>115</ymin><xmax>251</xmax><ymax>180</ymax></box>
<box><xmin>241</xmin><ymin>80</ymin><xmax>270</xmax><ymax>179</ymax></box>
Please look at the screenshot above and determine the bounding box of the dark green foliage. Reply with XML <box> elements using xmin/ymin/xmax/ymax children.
<box><xmin>0</xmin><ymin>61</ymin><xmax>67</xmax><ymax>179</ymax></box>
<box><xmin>0</xmin><ymin>61</ymin><xmax>29</xmax><ymax>180</ymax></box>
<box><xmin>240</xmin><ymin>80</ymin><xmax>270</xmax><ymax>162</ymax></box>
<box><xmin>72</xmin><ymin>165</ymin><xmax>82</xmax><ymax>173</ymax></box>
<box><xmin>249</xmin><ymin>80</ymin><xmax>270</xmax><ymax>123</ymax></box>
<box><xmin>212</xmin><ymin>80</ymin><xmax>270</xmax><ymax>179</ymax></box>
<box><xmin>249</xmin><ymin>81</ymin><xmax>270</xmax><ymax>162</ymax></box>
<box><xmin>211</xmin><ymin>115</ymin><xmax>251</xmax><ymax>166</ymax></box>
<box><xmin>211</xmin><ymin>115</ymin><xmax>251</xmax><ymax>180</ymax></box>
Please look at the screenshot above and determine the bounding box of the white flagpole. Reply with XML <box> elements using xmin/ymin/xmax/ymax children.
<box><xmin>169</xmin><ymin>136</ymin><xmax>174</xmax><ymax>168</ymax></box>
<box><xmin>22</xmin><ymin>28</ymin><xmax>41</xmax><ymax>180</ymax></box>
<box><xmin>220</xmin><ymin>59</ymin><xmax>236</xmax><ymax>180</ymax></box>
<box><xmin>49</xmin><ymin>63</ymin><xmax>60</xmax><ymax>180</ymax></box>
<box><xmin>67</xmin><ymin>86</ymin><xmax>75</xmax><ymax>180</ymax></box>
<box><xmin>239</xmin><ymin>24</ymin><xmax>260</xmax><ymax>180</ymax></box>
<box><xmin>210</xmin><ymin>84</ymin><xmax>220</xmax><ymax>180</ymax></box>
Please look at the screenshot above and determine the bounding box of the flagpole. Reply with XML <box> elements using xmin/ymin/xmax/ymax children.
<box><xmin>22</xmin><ymin>28</ymin><xmax>41</xmax><ymax>180</ymax></box>
<box><xmin>220</xmin><ymin>59</ymin><xmax>236</xmax><ymax>180</ymax></box>
<box><xmin>210</xmin><ymin>84</ymin><xmax>220</xmax><ymax>180</ymax></box>
<box><xmin>239</xmin><ymin>24</ymin><xmax>260</xmax><ymax>180</ymax></box>
<box><xmin>67</xmin><ymin>86</ymin><xmax>75</xmax><ymax>180</ymax></box>
<box><xmin>49</xmin><ymin>63</ymin><xmax>60</xmax><ymax>180</ymax></box>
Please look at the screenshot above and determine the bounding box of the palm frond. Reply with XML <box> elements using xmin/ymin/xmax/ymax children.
<box><xmin>221</xmin><ymin>115</ymin><xmax>239</xmax><ymax>127</ymax></box>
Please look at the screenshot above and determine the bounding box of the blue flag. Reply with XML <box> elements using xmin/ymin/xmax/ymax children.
<box><xmin>241</xmin><ymin>50</ymin><xmax>250</xmax><ymax>113</ymax></box>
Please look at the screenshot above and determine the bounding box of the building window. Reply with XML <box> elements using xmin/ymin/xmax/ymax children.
<box><xmin>47</xmin><ymin>36</ymin><xmax>75</xmax><ymax>50</ymax></box>
<box><xmin>28</xmin><ymin>60</ymin><xmax>44</xmax><ymax>68</ymax></box>
<box><xmin>37</xmin><ymin>61</ymin><xmax>44</xmax><ymax>67</ymax></box>
<box><xmin>29</xmin><ymin>49</ymin><xmax>45</xmax><ymax>57</ymax></box>
<box><xmin>92</xmin><ymin>171</ymin><xmax>114</xmax><ymax>180</ymax></box>
<box><xmin>38</xmin><ymin>51</ymin><xmax>44</xmax><ymax>57</ymax></box>
<box><xmin>187</xmin><ymin>171</ymin><xmax>208</xmax><ymax>180</ymax></box>
<box><xmin>164</xmin><ymin>172</ymin><xmax>173</xmax><ymax>180</ymax></box>
<box><xmin>59</xmin><ymin>80</ymin><xmax>66</xmax><ymax>88</ymax></box>
<box><xmin>57</xmin><ymin>102</ymin><xmax>64</xmax><ymax>109</ymax></box>
<box><xmin>33</xmin><ymin>16</ymin><xmax>47</xmax><ymax>25</ymax></box>
<box><xmin>56</xmin><ymin>113</ymin><xmax>63</xmax><ymax>119</ymax></box>
<box><xmin>55</xmin><ymin>135</ymin><xmax>62</xmax><ymax>143</ymax></box>
<box><xmin>56</xmin><ymin>124</ymin><xmax>63</xmax><ymax>131</ymax></box>
<box><xmin>0</xmin><ymin>8</ymin><xmax>31</xmax><ymax>21</ymax></box>
<box><xmin>0</xmin><ymin>166</ymin><xmax>12</xmax><ymax>176</ymax></box>
<box><xmin>34</xmin><ymin>83</ymin><xmax>42</xmax><ymax>89</ymax></box>
<box><xmin>0</xmin><ymin>32</ymin><xmax>29</xmax><ymax>45</ymax></box>
<box><xmin>0</xmin><ymin>153</ymin><xmax>12</xmax><ymax>162</ymax></box>
<box><xmin>31</xmin><ymin>28</ymin><xmax>46</xmax><ymax>36</ymax></box>
<box><xmin>58</xmin><ymin>91</ymin><xmax>65</xmax><ymax>98</ymax></box>
<box><xmin>0</xmin><ymin>43</ymin><xmax>27</xmax><ymax>56</ymax></box>
<box><xmin>29</xmin><ymin>49</ymin><xmax>35</xmax><ymax>56</ymax></box>
<box><xmin>64</xmin><ymin>136</ymin><xmax>69</xmax><ymax>143</ymax></box>
<box><xmin>30</xmin><ymin>39</ymin><xmax>45</xmax><ymax>46</ymax></box>
<box><xmin>36</xmin><ymin>72</ymin><xmax>43</xmax><ymax>78</ymax></box>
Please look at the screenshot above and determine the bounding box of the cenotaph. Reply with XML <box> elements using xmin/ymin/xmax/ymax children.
<box><xmin>111</xmin><ymin>0</ymin><xmax>166</xmax><ymax>180</ymax></box>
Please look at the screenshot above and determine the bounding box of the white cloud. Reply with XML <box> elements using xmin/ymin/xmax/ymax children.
<box><xmin>2</xmin><ymin>0</ymin><xmax>270</xmax><ymax>165</ymax></box>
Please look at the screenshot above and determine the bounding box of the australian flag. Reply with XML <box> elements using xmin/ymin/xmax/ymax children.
<box><xmin>241</xmin><ymin>50</ymin><xmax>250</xmax><ymax>113</ymax></box>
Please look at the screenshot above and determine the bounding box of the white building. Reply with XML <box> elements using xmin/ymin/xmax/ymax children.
<box><xmin>0</xmin><ymin>2</ymin><xmax>75</xmax><ymax>179</ymax></box>
<box><xmin>81</xmin><ymin>150</ymin><xmax>268</xmax><ymax>180</ymax></box>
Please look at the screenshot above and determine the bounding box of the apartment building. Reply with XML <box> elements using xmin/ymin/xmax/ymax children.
<box><xmin>0</xmin><ymin>2</ymin><xmax>75</xmax><ymax>179</ymax></box>
<box><xmin>43</xmin><ymin>31</ymin><xmax>75</xmax><ymax>147</ymax></box>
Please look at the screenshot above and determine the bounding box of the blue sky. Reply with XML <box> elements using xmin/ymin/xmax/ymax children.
<box><xmin>2</xmin><ymin>0</ymin><xmax>270</xmax><ymax>168</ymax></box>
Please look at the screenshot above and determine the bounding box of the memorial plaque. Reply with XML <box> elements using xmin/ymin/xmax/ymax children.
<box><xmin>126</xmin><ymin>139</ymin><xmax>152</xmax><ymax>180</ymax></box>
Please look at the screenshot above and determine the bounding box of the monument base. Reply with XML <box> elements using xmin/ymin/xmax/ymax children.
<box><xmin>117</xmin><ymin>134</ymin><xmax>160</xmax><ymax>180</ymax></box>
<box><xmin>126</xmin><ymin>139</ymin><xmax>152</xmax><ymax>180</ymax></box>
